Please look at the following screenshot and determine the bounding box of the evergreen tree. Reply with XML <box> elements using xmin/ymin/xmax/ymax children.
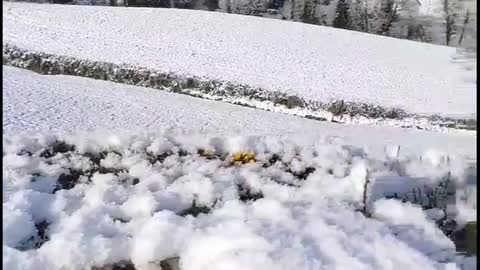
<box><xmin>333</xmin><ymin>0</ymin><xmax>351</xmax><ymax>28</ymax></box>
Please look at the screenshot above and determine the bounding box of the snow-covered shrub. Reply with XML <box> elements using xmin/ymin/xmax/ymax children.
<box><xmin>4</xmin><ymin>43</ymin><xmax>476</xmax><ymax>132</ymax></box>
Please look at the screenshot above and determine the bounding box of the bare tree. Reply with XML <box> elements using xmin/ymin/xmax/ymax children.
<box><xmin>454</xmin><ymin>0</ymin><xmax>476</xmax><ymax>60</ymax></box>
<box><xmin>364</xmin><ymin>0</ymin><xmax>369</xmax><ymax>32</ymax></box>
<box><xmin>377</xmin><ymin>0</ymin><xmax>398</xmax><ymax>35</ymax></box>
<box><xmin>442</xmin><ymin>0</ymin><xmax>458</xmax><ymax>45</ymax></box>
<box><xmin>458</xmin><ymin>9</ymin><xmax>470</xmax><ymax>45</ymax></box>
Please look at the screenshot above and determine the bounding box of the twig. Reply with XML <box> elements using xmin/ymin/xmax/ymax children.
<box><xmin>362</xmin><ymin>168</ymin><xmax>371</xmax><ymax>216</ymax></box>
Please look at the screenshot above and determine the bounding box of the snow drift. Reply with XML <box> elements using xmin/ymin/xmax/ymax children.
<box><xmin>2</xmin><ymin>131</ymin><xmax>477</xmax><ymax>270</ymax></box>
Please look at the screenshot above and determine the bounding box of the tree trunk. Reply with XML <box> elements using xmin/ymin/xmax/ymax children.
<box><xmin>458</xmin><ymin>9</ymin><xmax>470</xmax><ymax>46</ymax></box>
<box><xmin>364</xmin><ymin>0</ymin><xmax>369</xmax><ymax>32</ymax></box>
<box><xmin>291</xmin><ymin>0</ymin><xmax>295</xmax><ymax>19</ymax></box>
<box><xmin>226</xmin><ymin>0</ymin><xmax>231</xmax><ymax>13</ymax></box>
<box><xmin>443</xmin><ymin>0</ymin><xmax>455</xmax><ymax>46</ymax></box>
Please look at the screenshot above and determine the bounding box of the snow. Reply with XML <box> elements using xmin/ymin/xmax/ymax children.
<box><xmin>3</xmin><ymin>66</ymin><xmax>477</xmax><ymax>160</ymax></box>
<box><xmin>372</xmin><ymin>199</ymin><xmax>456</xmax><ymax>262</ymax></box>
<box><xmin>2</xmin><ymin>2</ymin><xmax>477</xmax><ymax>269</ymax></box>
<box><xmin>2</xmin><ymin>131</ymin><xmax>477</xmax><ymax>270</ymax></box>
<box><xmin>2</xmin><ymin>67</ymin><xmax>477</xmax><ymax>269</ymax></box>
<box><xmin>2</xmin><ymin>2</ymin><xmax>476</xmax><ymax>117</ymax></box>
<box><xmin>3</xmin><ymin>207</ymin><xmax>37</xmax><ymax>248</ymax></box>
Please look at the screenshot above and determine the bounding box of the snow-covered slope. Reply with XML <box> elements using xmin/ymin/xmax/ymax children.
<box><xmin>2</xmin><ymin>2</ymin><xmax>476</xmax><ymax>117</ymax></box>
<box><xmin>3</xmin><ymin>66</ymin><xmax>477</xmax><ymax>159</ymax></box>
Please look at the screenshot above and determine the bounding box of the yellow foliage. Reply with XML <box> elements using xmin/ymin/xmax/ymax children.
<box><xmin>231</xmin><ymin>152</ymin><xmax>256</xmax><ymax>165</ymax></box>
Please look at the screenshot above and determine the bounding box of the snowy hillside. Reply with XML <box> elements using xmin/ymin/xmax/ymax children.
<box><xmin>2</xmin><ymin>2</ymin><xmax>476</xmax><ymax>119</ymax></box>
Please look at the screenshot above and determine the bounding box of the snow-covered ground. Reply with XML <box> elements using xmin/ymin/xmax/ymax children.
<box><xmin>3</xmin><ymin>66</ymin><xmax>477</xmax><ymax>160</ymax></box>
<box><xmin>3</xmin><ymin>65</ymin><xmax>477</xmax><ymax>268</ymax></box>
<box><xmin>2</xmin><ymin>2</ymin><xmax>477</xmax><ymax>269</ymax></box>
<box><xmin>2</xmin><ymin>2</ymin><xmax>476</xmax><ymax>117</ymax></box>
<box><xmin>3</xmin><ymin>128</ymin><xmax>477</xmax><ymax>270</ymax></box>
<box><xmin>3</xmin><ymin>67</ymin><xmax>477</xmax><ymax>270</ymax></box>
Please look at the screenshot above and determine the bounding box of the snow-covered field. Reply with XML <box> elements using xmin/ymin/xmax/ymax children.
<box><xmin>2</xmin><ymin>65</ymin><xmax>478</xmax><ymax>270</ymax></box>
<box><xmin>3</xmin><ymin>66</ymin><xmax>477</xmax><ymax>160</ymax></box>
<box><xmin>2</xmin><ymin>2</ymin><xmax>477</xmax><ymax>270</ymax></box>
<box><xmin>2</xmin><ymin>2</ymin><xmax>476</xmax><ymax>118</ymax></box>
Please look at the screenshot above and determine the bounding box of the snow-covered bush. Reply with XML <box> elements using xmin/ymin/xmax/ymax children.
<box><xmin>4</xmin><ymin>43</ymin><xmax>476</xmax><ymax>131</ymax></box>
